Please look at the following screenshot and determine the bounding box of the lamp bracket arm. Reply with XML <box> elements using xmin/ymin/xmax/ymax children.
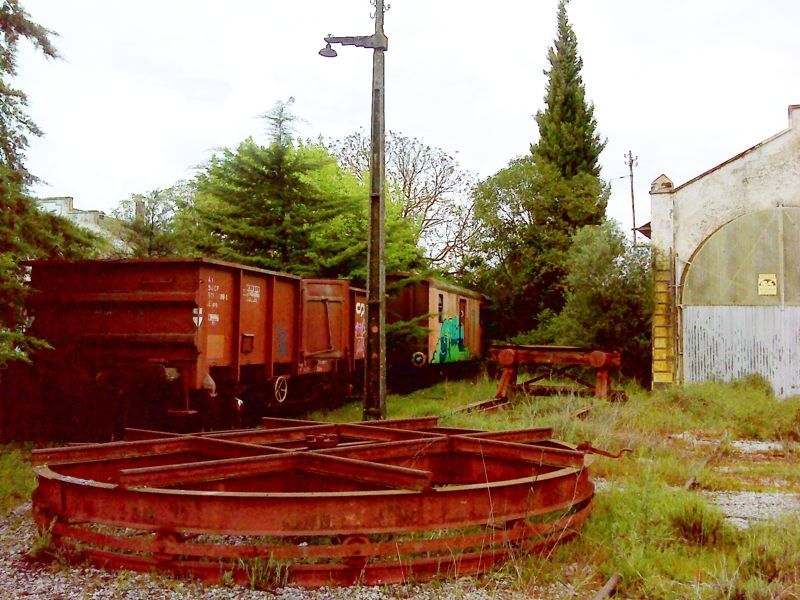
<box><xmin>324</xmin><ymin>33</ymin><xmax>388</xmax><ymax>51</ymax></box>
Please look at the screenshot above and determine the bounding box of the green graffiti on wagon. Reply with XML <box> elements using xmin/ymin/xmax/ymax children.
<box><xmin>431</xmin><ymin>316</ymin><xmax>471</xmax><ymax>364</ymax></box>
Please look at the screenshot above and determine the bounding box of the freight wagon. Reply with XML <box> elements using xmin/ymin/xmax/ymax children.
<box><xmin>386</xmin><ymin>275</ymin><xmax>484</xmax><ymax>390</ymax></box>
<box><xmin>2</xmin><ymin>258</ymin><xmax>366</xmax><ymax>440</ymax></box>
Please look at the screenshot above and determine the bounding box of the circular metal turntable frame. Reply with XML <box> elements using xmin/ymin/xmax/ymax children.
<box><xmin>31</xmin><ymin>416</ymin><xmax>595</xmax><ymax>588</ymax></box>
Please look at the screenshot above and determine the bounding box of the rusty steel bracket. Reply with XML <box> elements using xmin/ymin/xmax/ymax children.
<box><xmin>576</xmin><ymin>441</ymin><xmax>633</xmax><ymax>459</ymax></box>
<box><xmin>305</xmin><ymin>432</ymin><xmax>340</xmax><ymax>449</ymax></box>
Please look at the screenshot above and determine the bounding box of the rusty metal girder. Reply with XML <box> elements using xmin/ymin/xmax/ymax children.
<box><xmin>31</xmin><ymin>416</ymin><xmax>596</xmax><ymax>588</ymax></box>
<box><xmin>489</xmin><ymin>343</ymin><xmax>627</xmax><ymax>404</ymax></box>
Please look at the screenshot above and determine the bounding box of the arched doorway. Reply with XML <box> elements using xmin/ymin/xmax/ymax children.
<box><xmin>681</xmin><ymin>207</ymin><xmax>800</xmax><ymax>397</ymax></box>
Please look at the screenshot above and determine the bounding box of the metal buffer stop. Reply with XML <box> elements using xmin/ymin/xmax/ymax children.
<box><xmin>31</xmin><ymin>416</ymin><xmax>605</xmax><ymax>588</ymax></box>
<box><xmin>464</xmin><ymin>344</ymin><xmax>626</xmax><ymax>413</ymax></box>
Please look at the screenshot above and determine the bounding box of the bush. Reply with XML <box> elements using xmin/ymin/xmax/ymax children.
<box><xmin>515</xmin><ymin>221</ymin><xmax>653</xmax><ymax>385</ymax></box>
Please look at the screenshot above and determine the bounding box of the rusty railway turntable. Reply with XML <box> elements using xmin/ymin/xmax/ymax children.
<box><xmin>31</xmin><ymin>416</ymin><xmax>598</xmax><ymax>588</ymax></box>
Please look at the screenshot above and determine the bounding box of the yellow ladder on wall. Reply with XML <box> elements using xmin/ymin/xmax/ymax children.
<box><xmin>652</xmin><ymin>251</ymin><xmax>677</xmax><ymax>386</ymax></box>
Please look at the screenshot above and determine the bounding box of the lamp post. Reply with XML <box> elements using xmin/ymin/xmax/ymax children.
<box><xmin>320</xmin><ymin>0</ymin><xmax>388</xmax><ymax>420</ymax></box>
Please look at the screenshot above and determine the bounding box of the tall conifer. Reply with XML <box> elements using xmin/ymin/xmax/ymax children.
<box><xmin>467</xmin><ymin>0</ymin><xmax>609</xmax><ymax>340</ymax></box>
<box><xmin>533</xmin><ymin>0</ymin><xmax>605</xmax><ymax>180</ymax></box>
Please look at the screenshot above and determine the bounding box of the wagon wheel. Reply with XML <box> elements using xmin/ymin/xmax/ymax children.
<box><xmin>273</xmin><ymin>376</ymin><xmax>289</xmax><ymax>404</ymax></box>
<box><xmin>341</xmin><ymin>534</ymin><xmax>370</xmax><ymax>570</ymax></box>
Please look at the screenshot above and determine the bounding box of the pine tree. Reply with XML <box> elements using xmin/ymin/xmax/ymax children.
<box><xmin>0</xmin><ymin>0</ymin><xmax>59</xmax><ymax>182</ymax></box>
<box><xmin>194</xmin><ymin>138</ymin><xmax>329</xmax><ymax>275</ymax></box>
<box><xmin>187</xmin><ymin>99</ymin><xmax>423</xmax><ymax>280</ymax></box>
<box><xmin>0</xmin><ymin>2</ymin><xmax>98</xmax><ymax>365</ymax></box>
<box><xmin>533</xmin><ymin>0</ymin><xmax>605</xmax><ymax>180</ymax></box>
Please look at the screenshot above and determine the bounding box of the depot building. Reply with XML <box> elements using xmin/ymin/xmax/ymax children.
<box><xmin>649</xmin><ymin>104</ymin><xmax>800</xmax><ymax>397</ymax></box>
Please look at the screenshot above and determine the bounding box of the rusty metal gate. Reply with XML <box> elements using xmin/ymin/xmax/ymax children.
<box><xmin>31</xmin><ymin>416</ymin><xmax>596</xmax><ymax>588</ymax></box>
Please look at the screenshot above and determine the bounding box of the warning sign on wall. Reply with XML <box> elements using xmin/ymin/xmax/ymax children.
<box><xmin>758</xmin><ymin>274</ymin><xmax>778</xmax><ymax>296</ymax></box>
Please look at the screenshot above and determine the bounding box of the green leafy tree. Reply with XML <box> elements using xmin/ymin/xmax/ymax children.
<box><xmin>468</xmin><ymin>157</ymin><xmax>605</xmax><ymax>338</ymax></box>
<box><xmin>112</xmin><ymin>181</ymin><xmax>199</xmax><ymax>258</ymax></box>
<box><xmin>305</xmin><ymin>162</ymin><xmax>423</xmax><ymax>281</ymax></box>
<box><xmin>523</xmin><ymin>221</ymin><xmax>653</xmax><ymax>383</ymax></box>
<box><xmin>113</xmin><ymin>189</ymin><xmax>177</xmax><ymax>257</ymax></box>
<box><xmin>532</xmin><ymin>0</ymin><xmax>606</xmax><ymax>179</ymax></box>
<box><xmin>194</xmin><ymin>137</ymin><xmax>357</xmax><ymax>276</ymax></box>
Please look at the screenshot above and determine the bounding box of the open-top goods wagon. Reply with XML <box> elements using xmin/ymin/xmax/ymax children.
<box><xmin>2</xmin><ymin>258</ymin><xmax>365</xmax><ymax>440</ymax></box>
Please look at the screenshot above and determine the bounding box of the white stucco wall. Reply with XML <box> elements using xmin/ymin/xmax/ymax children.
<box><xmin>649</xmin><ymin>104</ymin><xmax>800</xmax><ymax>392</ymax></box>
<box><xmin>36</xmin><ymin>196</ymin><xmax>127</xmax><ymax>249</ymax></box>
<box><xmin>651</xmin><ymin>105</ymin><xmax>800</xmax><ymax>286</ymax></box>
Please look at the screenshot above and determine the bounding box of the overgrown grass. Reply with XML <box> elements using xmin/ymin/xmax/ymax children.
<box><xmin>0</xmin><ymin>444</ymin><xmax>35</xmax><ymax>514</ymax></box>
<box><xmin>307</xmin><ymin>374</ymin><xmax>800</xmax><ymax>597</ymax></box>
<box><xmin>3</xmin><ymin>375</ymin><xmax>799</xmax><ymax>597</ymax></box>
<box><xmin>534</xmin><ymin>476</ymin><xmax>800</xmax><ymax>598</ymax></box>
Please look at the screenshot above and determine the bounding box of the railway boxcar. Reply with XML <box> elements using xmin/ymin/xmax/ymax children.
<box><xmin>3</xmin><ymin>258</ymin><xmax>365</xmax><ymax>440</ymax></box>
<box><xmin>386</xmin><ymin>275</ymin><xmax>484</xmax><ymax>390</ymax></box>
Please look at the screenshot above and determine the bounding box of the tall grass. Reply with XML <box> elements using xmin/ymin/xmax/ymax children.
<box><xmin>0</xmin><ymin>444</ymin><xmax>35</xmax><ymax>513</ymax></box>
<box><xmin>305</xmin><ymin>375</ymin><xmax>800</xmax><ymax>597</ymax></box>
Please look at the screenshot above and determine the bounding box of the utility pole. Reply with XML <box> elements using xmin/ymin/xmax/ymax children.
<box><xmin>319</xmin><ymin>0</ymin><xmax>388</xmax><ymax>420</ymax></box>
<box><xmin>364</xmin><ymin>0</ymin><xmax>387</xmax><ymax>420</ymax></box>
<box><xmin>624</xmin><ymin>150</ymin><xmax>638</xmax><ymax>247</ymax></box>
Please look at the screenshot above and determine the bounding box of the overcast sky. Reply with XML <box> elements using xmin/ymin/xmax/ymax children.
<box><xmin>16</xmin><ymin>0</ymin><xmax>800</xmax><ymax>236</ymax></box>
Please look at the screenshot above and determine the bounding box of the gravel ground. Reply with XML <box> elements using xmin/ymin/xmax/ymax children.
<box><xmin>684</xmin><ymin>434</ymin><xmax>800</xmax><ymax>527</ymax></box>
<box><xmin>669</xmin><ymin>433</ymin><xmax>791</xmax><ymax>456</ymax></box>
<box><xmin>0</xmin><ymin>503</ymin><xmax>569</xmax><ymax>600</ymax></box>
<box><xmin>703</xmin><ymin>491</ymin><xmax>800</xmax><ymax>529</ymax></box>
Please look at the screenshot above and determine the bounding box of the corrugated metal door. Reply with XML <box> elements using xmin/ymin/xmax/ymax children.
<box><xmin>683</xmin><ymin>306</ymin><xmax>800</xmax><ymax>397</ymax></box>
<box><xmin>681</xmin><ymin>208</ymin><xmax>800</xmax><ymax>397</ymax></box>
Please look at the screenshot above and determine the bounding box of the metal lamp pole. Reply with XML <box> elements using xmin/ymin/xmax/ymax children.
<box><xmin>320</xmin><ymin>0</ymin><xmax>388</xmax><ymax>420</ymax></box>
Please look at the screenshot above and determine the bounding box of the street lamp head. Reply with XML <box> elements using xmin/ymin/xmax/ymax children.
<box><xmin>319</xmin><ymin>43</ymin><xmax>337</xmax><ymax>58</ymax></box>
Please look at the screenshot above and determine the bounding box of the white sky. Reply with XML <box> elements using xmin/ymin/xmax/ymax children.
<box><xmin>16</xmin><ymin>0</ymin><xmax>800</xmax><ymax>237</ymax></box>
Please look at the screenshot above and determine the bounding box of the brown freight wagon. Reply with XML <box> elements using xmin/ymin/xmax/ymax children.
<box><xmin>3</xmin><ymin>258</ymin><xmax>365</xmax><ymax>440</ymax></box>
<box><xmin>386</xmin><ymin>275</ymin><xmax>484</xmax><ymax>391</ymax></box>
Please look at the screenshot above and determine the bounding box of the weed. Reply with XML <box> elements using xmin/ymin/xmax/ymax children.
<box><xmin>730</xmin><ymin>373</ymin><xmax>775</xmax><ymax>398</ymax></box>
<box><xmin>27</xmin><ymin>516</ymin><xmax>56</xmax><ymax>561</ymax></box>
<box><xmin>737</xmin><ymin>516</ymin><xmax>800</xmax><ymax>583</ymax></box>
<box><xmin>0</xmin><ymin>443</ymin><xmax>36</xmax><ymax>514</ymax></box>
<box><xmin>238</xmin><ymin>555</ymin><xmax>290</xmax><ymax>590</ymax></box>
<box><xmin>667</xmin><ymin>493</ymin><xmax>733</xmax><ymax>548</ymax></box>
<box><xmin>221</xmin><ymin>568</ymin><xmax>235</xmax><ymax>587</ymax></box>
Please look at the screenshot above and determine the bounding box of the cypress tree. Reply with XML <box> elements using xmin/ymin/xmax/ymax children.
<box><xmin>533</xmin><ymin>0</ymin><xmax>605</xmax><ymax>180</ymax></box>
<box><xmin>467</xmin><ymin>0</ymin><xmax>610</xmax><ymax>340</ymax></box>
